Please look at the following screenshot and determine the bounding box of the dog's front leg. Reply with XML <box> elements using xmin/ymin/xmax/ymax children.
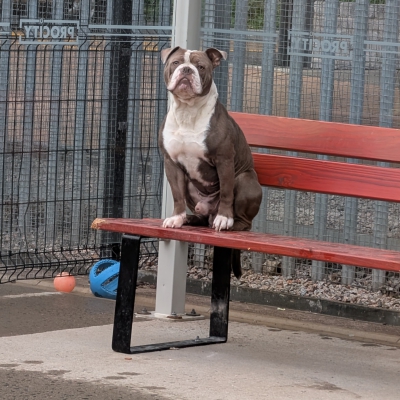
<box><xmin>213</xmin><ymin>156</ymin><xmax>235</xmax><ymax>231</ymax></box>
<box><xmin>162</xmin><ymin>156</ymin><xmax>187</xmax><ymax>228</ymax></box>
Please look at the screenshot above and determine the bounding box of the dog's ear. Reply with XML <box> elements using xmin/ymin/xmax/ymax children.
<box><xmin>161</xmin><ymin>47</ymin><xmax>181</xmax><ymax>64</ymax></box>
<box><xmin>205</xmin><ymin>48</ymin><xmax>227</xmax><ymax>69</ymax></box>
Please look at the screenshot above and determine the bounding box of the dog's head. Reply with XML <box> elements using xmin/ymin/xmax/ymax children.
<box><xmin>161</xmin><ymin>47</ymin><xmax>227</xmax><ymax>100</ymax></box>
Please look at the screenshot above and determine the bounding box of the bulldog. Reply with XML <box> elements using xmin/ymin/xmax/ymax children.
<box><xmin>159</xmin><ymin>47</ymin><xmax>262</xmax><ymax>276</ymax></box>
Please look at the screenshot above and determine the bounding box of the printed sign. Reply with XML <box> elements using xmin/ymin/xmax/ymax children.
<box><xmin>0</xmin><ymin>22</ymin><xmax>10</xmax><ymax>36</ymax></box>
<box><xmin>364</xmin><ymin>40</ymin><xmax>400</xmax><ymax>55</ymax></box>
<box><xmin>288</xmin><ymin>31</ymin><xmax>353</xmax><ymax>61</ymax></box>
<box><xmin>19</xmin><ymin>19</ymin><xmax>79</xmax><ymax>45</ymax></box>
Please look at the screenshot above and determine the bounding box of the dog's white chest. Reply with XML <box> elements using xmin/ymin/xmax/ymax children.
<box><xmin>163</xmin><ymin>124</ymin><xmax>208</xmax><ymax>179</ymax></box>
<box><xmin>162</xmin><ymin>87</ymin><xmax>218</xmax><ymax>182</ymax></box>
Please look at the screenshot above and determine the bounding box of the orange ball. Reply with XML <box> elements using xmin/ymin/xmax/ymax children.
<box><xmin>54</xmin><ymin>272</ymin><xmax>76</xmax><ymax>293</ymax></box>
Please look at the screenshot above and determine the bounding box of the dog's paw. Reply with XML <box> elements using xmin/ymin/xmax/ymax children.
<box><xmin>212</xmin><ymin>215</ymin><xmax>234</xmax><ymax>231</ymax></box>
<box><xmin>162</xmin><ymin>213</ymin><xmax>186</xmax><ymax>228</ymax></box>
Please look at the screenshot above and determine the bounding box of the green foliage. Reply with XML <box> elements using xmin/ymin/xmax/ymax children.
<box><xmin>248</xmin><ymin>0</ymin><xmax>265</xmax><ymax>30</ymax></box>
<box><xmin>240</xmin><ymin>0</ymin><xmax>387</xmax><ymax>31</ymax></box>
<box><xmin>144</xmin><ymin>0</ymin><xmax>158</xmax><ymax>25</ymax></box>
<box><xmin>340</xmin><ymin>0</ymin><xmax>385</xmax><ymax>3</ymax></box>
<box><xmin>232</xmin><ymin>0</ymin><xmax>265</xmax><ymax>30</ymax></box>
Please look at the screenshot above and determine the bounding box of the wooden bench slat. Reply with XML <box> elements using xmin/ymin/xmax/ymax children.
<box><xmin>231</xmin><ymin>112</ymin><xmax>400</xmax><ymax>163</ymax></box>
<box><xmin>92</xmin><ymin>218</ymin><xmax>400</xmax><ymax>273</ymax></box>
<box><xmin>253</xmin><ymin>153</ymin><xmax>400</xmax><ymax>203</ymax></box>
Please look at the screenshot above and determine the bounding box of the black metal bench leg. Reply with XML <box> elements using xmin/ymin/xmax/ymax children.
<box><xmin>111</xmin><ymin>240</ymin><xmax>231</xmax><ymax>354</ymax></box>
<box><xmin>112</xmin><ymin>234</ymin><xmax>141</xmax><ymax>353</ymax></box>
<box><xmin>210</xmin><ymin>246</ymin><xmax>232</xmax><ymax>341</ymax></box>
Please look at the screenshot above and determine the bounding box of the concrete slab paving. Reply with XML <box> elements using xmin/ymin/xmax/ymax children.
<box><xmin>1</xmin><ymin>281</ymin><xmax>400</xmax><ymax>399</ymax></box>
<box><xmin>1</xmin><ymin>319</ymin><xmax>400</xmax><ymax>399</ymax></box>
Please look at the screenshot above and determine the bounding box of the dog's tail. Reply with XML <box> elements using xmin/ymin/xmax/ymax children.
<box><xmin>231</xmin><ymin>249</ymin><xmax>242</xmax><ymax>279</ymax></box>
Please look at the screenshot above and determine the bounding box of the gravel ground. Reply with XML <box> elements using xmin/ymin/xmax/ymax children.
<box><xmin>141</xmin><ymin>241</ymin><xmax>400</xmax><ymax>313</ymax></box>
<box><xmin>184</xmin><ymin>253</ymin><xmax>400</xmax><ymax>311</ymax></box>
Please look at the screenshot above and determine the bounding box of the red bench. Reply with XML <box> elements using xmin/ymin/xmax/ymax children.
<box><xmin>92</xmin><ymin>112</ymin><xmax>400</xmax><ymax>354</ymax></box>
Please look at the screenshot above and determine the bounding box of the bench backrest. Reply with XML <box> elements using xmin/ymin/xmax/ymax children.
<box><xmin>230</xmin><ymin>112</ymin><xmax>400</xmax><ymax>203</ymax></box>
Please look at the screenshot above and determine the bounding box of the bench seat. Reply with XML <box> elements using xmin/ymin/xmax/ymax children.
<box><xmin>92</xmin><ymin>217</ymin><xmax>400</xmax><ymax>273</ymax></box>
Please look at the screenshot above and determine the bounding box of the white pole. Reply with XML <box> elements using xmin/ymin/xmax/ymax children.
<box><xmin>154</xmin><ymin>0</ymin><xmax>201</xmax><ymax>317</ymax></box>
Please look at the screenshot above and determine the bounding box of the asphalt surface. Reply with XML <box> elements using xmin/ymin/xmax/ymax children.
<box><xmin>0</xmin><ymin>283</ymin><xmax>167</xmax><ymax>400</ymax></box>
<box><xmin>0</xmin><ymin>284</ymin><xmax>116</xmax><ymax>337</ymax></box>
<box><xmin>0</xmin><ymin>368</ymin><xmax>169</xmax><ymax>400</ymax></box>
<box><xmin>1</xmin><ymin>279</ymin><xmax>400</xmax><ymax>399</ymax></box>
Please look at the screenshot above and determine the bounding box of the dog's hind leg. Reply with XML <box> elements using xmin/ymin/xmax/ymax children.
<box><xmin>232</xmin><ymin>170</ymin><xmax>262</xmax><ymax>231</ymax></box>
<box><xmin>231</xmin><ymin>249</ymin><xmax>242</xmax><ymax>278</ymax></box>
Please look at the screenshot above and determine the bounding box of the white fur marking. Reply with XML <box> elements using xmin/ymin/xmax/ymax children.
<box><xmin>167</xmin><ymin>51</ymin><xmax>203</xmax><ymax>95</ymax></box>
<box><xmin>163</xmin><ymin>83</ymin><xmax>219</xmax><ymax>185</ymax></box>
<box><xmin>163</xmin><ymin>212</ymin><xmax>187</xmax><ymax>228</ymax></box>
<box><xmin>213</xmin><ymin>215</ymin><xmax>234</xmax><ymax>231</ymax></box>
<box><xmin>183</xmin><ymin>50</ymin><xmax>192</xmax><ymax>63</ymax></box>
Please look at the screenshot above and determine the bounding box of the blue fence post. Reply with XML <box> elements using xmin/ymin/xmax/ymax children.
<box><xmin>45</xmin><ymin>0</ymin><xmax>64</xmax><ymax>247</ymax></box>
<box><xmin>372</xmin><ymin>0</ymin><xmax>399</xmax><ymax>290</ymax></box>
<box><xmin>312</xmin><ymin>0</ymin><xmax>339</xmax><ymax>282</ymax></box>
<box><xmin>0</xmin><ymin>0</ymin><xmax>11</xmax><ymax>244</ymax></box>
<box><xmin>100</xmin><ymin>0</ymin><xmax>133</xmax><ymax>257</ymax></box>
<box><xmin>98</xmin><ymin>0</ymin><xmax>115</xmax><ymax>257</ymax></box>
<box><xmin>230</xmin><ymin>0</ymin><xmax>248</xmax><ymax>112</ymax></box>
<box><xmin>342</xmin><ymin>0</ymin><xmax>369</xmax><ymax>286</ymax></box>
<box><xmin>252</xmin><ymin>0</ymin><xmax>278</xmax><ymax>273</ymax></box>
<box><xmin>123</xmin><ymin>0</ymin><xmax>145</xmax><ymax>222</ymax></box>
<box><xmin>18</xmin><ymin>0</ymin><xmax>38</xmax><ymax>247</ymax></box>
<box><xmin>213</xmin><ymin>0</ymin><xmax>231</xmax><ymax>107</ymax></box>
<box><xmin>282</xmin><ymin>0</ymin><xmax>307</xmax><ymax>277</ymax></box>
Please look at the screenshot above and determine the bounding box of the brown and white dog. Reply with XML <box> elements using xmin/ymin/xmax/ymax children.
<box><xmin>159</xmin><ymin>47</ymin><xmax>262</xmax><ymax>276</ymax></box>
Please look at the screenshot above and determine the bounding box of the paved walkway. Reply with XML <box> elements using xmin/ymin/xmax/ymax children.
<box><xmin>1</xmin><ymin>280</ymin><xmax>400</xmax><ymax>399</ymax></box>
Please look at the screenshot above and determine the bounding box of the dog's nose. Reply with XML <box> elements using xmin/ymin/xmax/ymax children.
<box><xmin>182</xmin><ymin>66</ymin><xmax>193</xmax><ymax>75</ymax></box>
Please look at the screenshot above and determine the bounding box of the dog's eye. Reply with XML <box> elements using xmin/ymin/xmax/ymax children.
<box><xmin>173</xmin><ymin>61</ymin><xmax>179</xmax><ymax>65</ymax></box>
<box><xmin>198</xmin><ymin>65</ymin><xmax>205</xmax><ymax>70</ymax></box>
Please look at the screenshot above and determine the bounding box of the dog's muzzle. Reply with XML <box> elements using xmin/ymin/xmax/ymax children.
<box><xmin>167</xmin><ymin>63</ymin><xmax>202</xmax><ymax>94</ymax></box>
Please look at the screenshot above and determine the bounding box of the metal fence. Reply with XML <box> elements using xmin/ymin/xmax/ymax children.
<box><xmin>194</xmin><ymin>0</ymin><xmax>400</xmax><ymax>293</ymax></box>
<box><xmin>1</xmin><ymin>0</ymin><xmax>400</xmax><ymax>296</ymax></box>
<box><xmin>0</xmin><ymin>0</ymin><xmax>171</xmax><ymax>282</ymax></box>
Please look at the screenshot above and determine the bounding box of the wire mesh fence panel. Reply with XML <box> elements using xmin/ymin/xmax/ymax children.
<box><xmin>0</xmin><ymin>0</ymin><xmax>172</xmax><ymax>283</ymax></box>
<box><xmin>195</xmin><ymin>0</ymin><xmax>400</xmax><ymax>305</ymax></box>
<box><xmin>1</xmin><ymin>0</ymin><xmax>400</xmax><ymax>308</ymax></box>
<box><xmin>371</xmin><ymin>0</ymin><xmax>399</xmax><ymax>290</ymax></box>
